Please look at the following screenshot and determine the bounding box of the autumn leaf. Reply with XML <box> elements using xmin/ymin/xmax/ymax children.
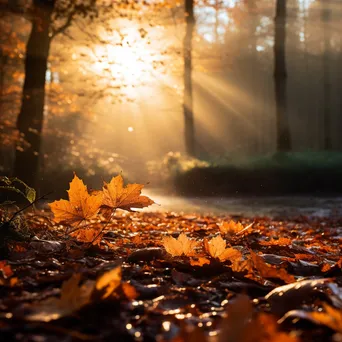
<box><xmin>25</xmin><ymin>273</ymin><xmax>93</xmax><ymax>322</ymax></box>
<box><xmin>93</xmin><ymin>266</ymin><xmax>122</xmax><ymax>300</ymax></box>
<box><xmin>204</xmin><ymin>235</ymin><xmax>242</xmax><ymax>262</ymax></box>
<box><xmin>219</xmin><ymin>220</ymin><xmax>252</xmax><ymax>235</ymax></box>
<box><xmin>70</xmin><ymin>228</ymin><xmax>103</xmax><ymax>246</ymax></box>
<box><xmin>25</xmin><ymin>266</ymin><xmax>123</xmax><ymax>322</ymax></box>
<box><xmin>163</xmin><ymin>233</ymin><xmax>198</xmax><ymax>257</ymax></box>
<box><xmin>0</xmin><ymin>261</ymin><xmax>13</xmax><ymax>278</ymax></box>
<box><xmin>260</xmin><ymin>238</ymin><xmax>293</xmax><ymax>246</ymax></box>
<box><xmin>249</xmin><ymin>251</ymin><xmax>295</xmax><ymax>284</ymax></box>
<box><xmin>102</xmin><ymin>175</ymin><xmax>154</xmax><ymax>212</ymax></box>
<box><xmin>49</xmin><ymin>174</ymin><xmax>103</xmax><ymax>227</ymax></box>
<box><xmin>190</xmin><ymin>256</ymin><xmax>211</xmax><ymax>267</ymax></box>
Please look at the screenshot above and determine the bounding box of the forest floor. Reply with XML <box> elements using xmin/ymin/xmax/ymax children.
<box><xmin>0</xmin><ymin>208</ymin><xmax>342</xmax><ymax>342</ymax></box>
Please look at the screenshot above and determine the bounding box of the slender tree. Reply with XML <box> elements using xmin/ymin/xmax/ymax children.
<box><xmin>11</xmin><ymin>0</ymin><xmax>97</xmax><ymax>189</ymax></box>
<box><xmin>274</xmin><ymin>0</ymin><xmax>291</xmax><ymax>151</ymax></box>
<box><xmin>321</xmin><ymin>1</ymin><xmax>332</xmax><ymax>150</ymax></box>
<box><xmin>183</xmin><ymin>0</ymin><xmax>195</xmax><ymax>156</ymax></box>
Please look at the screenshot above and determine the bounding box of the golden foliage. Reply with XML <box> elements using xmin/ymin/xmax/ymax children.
<box><xmin>219</xmin><ymin>220</ymin><xmax>252</xmax><ymax>235</ymax></box>
<box><xmin>102</xmin><ymin>175</ymin><xmax>154</xmax><ymax>212</ymax></box>
<box><xmin>49</xmin><ymin>174</ymin><xmax>103</xmax><ymax>226</ymax></box>
<box><xmin>204</xmin><ymin>235</ymin><xmax>242</xmax><ymax>262</ymax></box>
<box><xmin>163</xmin><ymin>233</ymin><xmax>198</xmax><ymax>257</ymax></box>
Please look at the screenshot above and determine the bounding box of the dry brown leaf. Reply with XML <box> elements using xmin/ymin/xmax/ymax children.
<box><xmin>25</xmin><ymin>266</ymin><xmax>123</xmax><ymax>322</ymax></box>
<box><xmin>49</xmin><ymin>174</ymin><xmax>103</xmax><ymax>227</ymax></box>
<box><xmin>189</xmin><ymin>257</ymin><xmax>211</xmax><ymax>267</ymax></box>
<box><xmin>257</xmin><ymin>313</ymin><xmax>299</xmax><ymax>342</ymax></box>
<box><xmin>204</xmin><ymin>235</ymin><xmax>242</xmax><ymax>262</ymax></box>
<box><xmin>25</xmin><ymin>273</ymin><xmax>93</xmax><ymax>322</ymax></box>
<box><xmin>219</xmin><ymin>296</ymin><xmax>298</xmax><ymax>342</ymax></box>
<box><xmin>249</xmin><ymin>251</ymin><xmax>295</xmax><ymax>284</ymax></box>
<box><xmin>102</xmin><ymin>175</ymin><xmax>154</xmax><ymax>212</ymax></box>
<box><xmin>163</xmin><ymin>233</ymin><xmax>198</xmax><ymax>257</ymax></box>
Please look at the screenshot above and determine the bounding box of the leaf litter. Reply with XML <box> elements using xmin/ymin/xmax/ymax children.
<box><xmin>0</xmin><ymin>174</ymin><xmax>342</xmax><ymax>341</ymax></box>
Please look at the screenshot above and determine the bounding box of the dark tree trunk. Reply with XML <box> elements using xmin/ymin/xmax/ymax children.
<box><xmin>321</xmin><ymin>3</ymin><xmax>332</xmax><ymax>150</ymax></box>
<box><xmin>183</xmin><ymin>0</ymin><xmax>195</xmax><ymax>156</ymax></box>
<box><xmin>13</xmin><ymin>0</ymin><xmax>55</xmax><ymax>188</ymax></box>
<box><xmin>274</xmin><ymin>0</ymin><xmax>291</xmax><ymax>152</ymax></box>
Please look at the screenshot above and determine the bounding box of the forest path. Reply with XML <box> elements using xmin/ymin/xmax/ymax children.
<box><xmin>144</xmin><ymin>190</ymin><xmax>342</xmax><ymax>218</ymax></box>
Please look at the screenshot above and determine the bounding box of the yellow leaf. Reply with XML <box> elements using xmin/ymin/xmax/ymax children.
<box><xmin>204</xmin><ymin>235</ymin><xmax>242</xmax><ymax>262</ymax></box>
<box><xmin>219</xmin><ymin>221</ymin><xmax>252</xmax><ymax>235</ymax></box>
<box><xmin>94</xmin><ymin>266</ymin><xmax>122</xmax><ymax>300</ymax></box>
<box><xmin>163</xmin><ymin>233</ymin><xmax>198</xmax><ymax>257</ymax></box>
<box><xmin>102</xmin><ymin>175</ymin><xmax>154</xmax><ymax>212</ymax></box>
<box><xmin>49</xmin><ymin>174</ymin><xmax>103</xmax><ymax>226</ymax></box>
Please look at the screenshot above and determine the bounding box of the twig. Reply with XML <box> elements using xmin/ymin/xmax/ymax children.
<box><xmin>88</xmin><ymin>209</ymin><xmax>116</xmax><ymax>247</ymax></box>
<box><xmin>8</xmin><ymin>192</ymin><xmax>53</xmax><ymax>224</ymax></box>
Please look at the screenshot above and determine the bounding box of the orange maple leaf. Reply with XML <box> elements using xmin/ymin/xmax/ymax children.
<box><xmin>204</xmin><ymin>235</ymin><xmax>242</xmax><ymax>262</ymax></box>
<box><xmin>49</xmin><ymin>174</ymin><xmax>103</xmax><ymax>227</ymax></box>
<box><xmin>163</xmin><ymin>233</ymin><xmax>198</xmax><ymax>257</ymax></box>
<box><xmin>102</xmin><ymin>175</ymin><xmax>154</xmax><ymax>212</ymax></box>
<box><xmin>219</xmin><ymin>220</ymin><xmax>253</xmax><ymax>235</ymax></box>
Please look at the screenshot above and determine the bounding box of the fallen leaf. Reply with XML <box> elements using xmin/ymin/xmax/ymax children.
<box><xmin>218</xmin><ymin>296</ymin><xmax>298</xmax><ymax>342</ymax></box>
<box><xmin>204</xmin><ymin>235</ymin><xmax>242</xmax><ymax>262</ymax></box>
<box><xmin>93</xmin><ymin>266</ymin><xmax>122</xmax><ymax>300</ymax></box>
<box><xmin>249</xmin><ymin>251</ymin><xmax>295</xmax><ymax>284</ymax></box>
<box><xmin>71</xmin><ymin>228</ymin><xmax>103</xmax><ymax>246</ymax></box>
<box><xmin>24</xmin><ymin>266</ymin><xmax>123</xmax><ymax>322</ymax></box>
<box><xmin>189</xmin><ymin>256</ymin><xmax>211</xmax><ymax>267</ymax></box>
<box><xmin>102</xmin><ymin>175</ymin><xmax>154</xmax><ymax>212</ymax></box>
<box><xmin>163</xmin><ymin>233</ymin><xmax>198</xmax><ymax>257</ymax></box>
<box><xmin>219</xmin><ymin>220</ymin><xmax>245</xmax><ymax>234</ymax></box>
<box><xmin>0</xmin><ymin>261</ymin><xmax>13</xmax><ymax>278</ymax></box>
<box><xmin>122</xmin><ymin>282</ymin><xmax>139</xmax><ymax>300</ymax></box>
<box><xmin>25</xmin><ymin>273</ymin><xmax>93</xmax><ymax>322</ymax></box>
<box><xmin>260</xmin><ymin>238</ymin><xmax>292</xmax><ymax>247</ymax></box>
<box><xmin>49</xmin><ymin>174</ymin><xmax>103</xmax><ymax>227</ymax></box>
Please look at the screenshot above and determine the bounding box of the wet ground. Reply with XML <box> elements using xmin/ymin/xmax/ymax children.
<box><xmin>145</xmin><ymin>190</ymin><xmax>342</xmax><ymax>218</ymax></box>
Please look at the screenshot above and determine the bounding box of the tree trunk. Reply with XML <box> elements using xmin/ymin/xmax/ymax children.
<box><xmin>321</xmin><ymin>2</ymin><xmax>332</xmax><ymax>150</ymax></box>
<box><xmin>13</xmin><ymin>0</ymin><xmax>55</xmax><ymax>188</ymax></box>
<box><xmin>183</xmin><ymin>0</ymin><xmax>195</xmax><ymax>156</ymax></box>
<box><xmin>274</xmin><ymin>0</ymin><xmax>291</xmax><ymax>152</ymax></box>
